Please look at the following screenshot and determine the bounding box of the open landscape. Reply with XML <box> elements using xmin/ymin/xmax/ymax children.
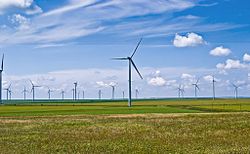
<box><xmin>1</xmin><ymin>99</ymin><xmax>250</xmax><ymax>153</ymax></box>
<box><xmin>1</xmin><ymin>0</ymin><xmax>250</xmax><ymax>153</ymax></box>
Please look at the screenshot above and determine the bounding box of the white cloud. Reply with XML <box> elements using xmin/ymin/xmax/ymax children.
<box><xmin>9</xmin><ymin>14</ymin><xmax>30</xmax><ymax>30</ymax></box>
<box><xmin>173</xmin><ymin>32</ymin><xmax>205</xmax><ymax>47</ymax></box>
<box><xmin>181</xmin><ymin>73</ymin><xmax>194</xmax><ymax>80</ymax></box>
<box><xmin>148</xmin><ymin>70</ymin><xmax>167</xmax><ymax>87</ymax></box>
<box><xmin>0</xmin><ymin>0</ymin><xmax>33</xmax><ymax>10</ymax></box>
<box><xmin>243</xmin><ymin>53</ymin><xmax>250</xmax><ymax>62</ymax></box>
<box><xmin>216</xmin><ymin>59</ymin><xmax>246</xmax><ymax>70</ymax></box>
<box><xmin>210</xmin><ymin>46</ymin><xmax>231</xmax><ymax>56</ymax></box>
<box><xmin>0</xmin><ymin>0</ymin><xmax>41</xmax><ymax>15</ymax></box>
<box><xmin>26</xmin><ymin>5</ymin><xmax>43</xmax><ymax>15</ymax></box>
<box><xmin>96</xmin><ymin>81</ymin><xmax>109</xmax><ymax>88</ymax></box>
<box><xmin>148</xmin><ymin>77</ymin><xmax>167</xmax><ymax>87</ymax></box>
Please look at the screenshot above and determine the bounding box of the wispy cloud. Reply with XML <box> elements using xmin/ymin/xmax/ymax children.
<box><xmin>0</xmin><ymin>0</ymin><xmax>245</xmax><ymax>46</ymax></box>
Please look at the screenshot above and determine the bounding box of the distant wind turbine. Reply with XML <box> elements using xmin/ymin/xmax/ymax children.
<box><xmin>98</xmin><ymin>90</ymin><xmax>102</xmax><ymax>99</ymax></box>
<box><xmin>135</xmin><ymin>89</ymin><xmax>139</xmax><ymax>99</ymax></box>
<box><xmin>112</xmin><ymin>38</ymin><xmax>143</xmax><ymax>107</ymax></box>
<box><xmin>47</xmin><ymin>87</ymin><xmax>53</xmax><ymax>100</ymax></box>
<box><xmin>177</xmin><ymin>84</ymin><xmax>184</xmax><ymax>99</ymax></box>
<box><xmin>231</xmin><ymin>83</ymin><xmax>240</xmax><ymax>99</ymax></box>
<box><xmin>22</xmin><ymin>86</ymin><xmax>28</xmax><ymax>100</ymax></box>
<box><xmin>61</xmin><ymin>90</ymin><xmax>65</xmax><ymax>100</ymax></box>
<box><xmin>110</xmin><ymin>84</ymin><xmax>117</xmax><ymax>100</ymax></box>
<box><xmin>74</xmin><ymin>82</ymin><xmax>77</xmax><ymax>101</ymax></box>
<box><xmin>212</xmin><ymin>76</ymin><xmax>216</xmax><ymax>100</ymax></box>
<box><xmin>122</xmin><ymin>91</ymin><xmax>125</xmax><ymax>99</ymax></box>
<box><xmin>72</xmin><ymin>89</ymin><xmax>75</xmax><ymax>100</ymax></box>
<box><xmin>0</xmin><ymin>54</ymin><xmax>4</xmax><ymax>103</ymax></box>
<box><xmin>4</xmin><ymin>84</ymin><xmax>11</xmax><ymax>101</ymax></box>
<box><xmin>78</xmin><ymin>91</ymin><xmax>80</xmax><ymax>100</ymax></box>
<box><xmin>192</xmin><ymin>78</ymin><xmax>200</xmax><ymax>98</ymax></box>
<box><xmin>82</xmin><ymin>90</ymin><xmax>85</xmax><ymax>99</ymax></box>
<box><xmin>29</xmin><ymin>80</ymin><xmax>41</xmax><ymax>101</ymax></box>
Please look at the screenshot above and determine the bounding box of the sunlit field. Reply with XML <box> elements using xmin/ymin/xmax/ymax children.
<box><xmin>1</xmin><ymin>99</ymin><xmax>250</xmax><ymax>153</ymax></box>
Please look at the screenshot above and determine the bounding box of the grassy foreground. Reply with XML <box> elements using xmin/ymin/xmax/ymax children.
<box><xmin>1</xmin><ymin>113</ymin><xmax>250</xmax><ymax>153</ymax></box>
<box><xmin>1</xmin><ymin>99</ymin><xmax>250</xmax><ymax>153</ymax></box>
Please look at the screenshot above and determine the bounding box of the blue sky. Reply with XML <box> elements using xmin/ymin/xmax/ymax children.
<box><xmin>0</xmin><ymin>0</ymin><xmax>250</xmax><ymax>99</ymax></box>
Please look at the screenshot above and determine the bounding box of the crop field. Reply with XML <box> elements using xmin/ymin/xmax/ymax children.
<box><xmin>1</xmin><ymin>99</ymin><xmax>250</xmax><ymax>153</ymax></box>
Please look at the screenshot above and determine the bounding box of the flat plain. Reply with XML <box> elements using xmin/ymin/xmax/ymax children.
<box><xmin>0</xmin><ymin>99</ymin><xmax>250</xmax><ymax>153</ymax></box>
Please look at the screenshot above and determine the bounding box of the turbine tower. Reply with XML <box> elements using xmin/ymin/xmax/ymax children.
<box><xmin>112</xmin><ymin>38</ymin><xmax>143</xmax><ymax>107</ymax></box>
<box><xmin>72</xmin><ymin>89</ymin><xmax>75</xmax><ymax>100</ymax></box>
<box><xmin>61</xmin><ymin>90</ymin><xmax>65</xmax><ymax>100</ymax></box>
<box><xmin>30</xmin><ymin>80</ymin><xmax>40</xmax><ymax>101</ymax></box>
<box><xmin>74</xmin><ymin>82</ymin><xmax>77</xmax><ymax>101</ymax></box>
<box><xmin>122</xmin><ymin>91</ymin><xmax>125</xmax><ymax>99</ymax></box>
<box><xmin>22</xmin><ymin>86</ymin><xmax>28</xmax><ymax>100</ymax></box>
<box><xmin>98</xmin><ymin>90</ymin><xmax>102</xmax><ymax>99</ymax></box>
<box><xmin>9</xmin><ymin>88</ymin><xmax>12</xmax><ymax>100</ymax></box>
<box><xmin>212</xmin><ymin>76</ymin><xmax>216</xmax><ymax>100</ymax></box>
<box><xmin>192</xmin><ymin>78</ymin><xmax>200</xmax><ymax>98</ymax></box>
<box><xmin>0</xmin><ymin>54</ymin><xmax>4</xmax><ymax>103</ymax></box>
<box><xmin>135</xmin><ymin>89</ymin><xmax>139</xmax><ymax>99</ymax></box>
<box><xmin>78</xmin><ymin>91</ymin><xmax>80</xmax><ymax>100</ymax></box>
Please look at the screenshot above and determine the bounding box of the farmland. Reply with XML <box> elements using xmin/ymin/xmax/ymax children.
<box><xmin>0</xmin><ymin>99</ymin><xmax>250</xmax><ymax>153</ymax></box>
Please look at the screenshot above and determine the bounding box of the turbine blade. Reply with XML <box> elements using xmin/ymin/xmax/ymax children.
<box><xmin>131</xmin><ymin>59</ymin><xmax>143</xmax><ymax>79</ymax></box>
<box><xmin>29</xmin><ymin>79</ymin><xmax>34</xmax><ymax>86</ymax></box>
<box><xmin>130</xmin><ymin>38</ymin><xmax>143</xmax><ymax>58</ymax></box>
<box><xmin>196</xmin><ymin>85</ymin><xmax>200</xmax><ymax>91</ymax></box>
<box><xmin>196</xmin><ymin>78</ymin><xmax>200</xmax><ymax>84</ymax></box>
<box><xmin>111</xmin><ymin>57</ymin><xmax>128</xmax><ymax>60</ymax></box>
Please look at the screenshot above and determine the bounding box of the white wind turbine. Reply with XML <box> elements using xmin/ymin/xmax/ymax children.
<box><xmin>192</xmin><ymin>78</ymin><xmax>200</xmax><ymax>98</ymax></box>
<box><xmin>112</xmin><ymin>38</ymin><xmax>143</xmax><ymax>107</ymax></box>
<box><xmin>22</xmin><ymin>86</ymin><xmax>28</xmax><ymax>100</ymax></box>
<box><xmin>109</xmin><ymin>82</ymin><xmax>117</xmax><ymax>100</ymax></box>
<box><xmin>29</xmin><ymin>80</ymin><xmax>41</xmax><ymax>101</ymax></box>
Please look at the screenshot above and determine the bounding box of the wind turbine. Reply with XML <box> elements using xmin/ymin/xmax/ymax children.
<box><xmin>29</xmin><ymin>80</ymin><xmax>41</xmax><ymax>101</ymax></box>
<box><xmin>61</xmin><ymin>90</ymin><xmax>65</xmax><ymax>100</ymax></box>
<box><xmin>122</xmin><ymin>91</ymin><xmax>125</xmax><ymax>99</ymax></box>
<box><xmin>83</xmin><ymin>90</ymin><xmax>85</xmax><ymax>99</ymax></box>
<box><xmin>22</xmin><ymin>86</ymin><xmax>28</xmax><ymax>100</ymax></box>
<box><xmin>72</xmin><ymin>89</ymin><xmax>75</xmax><ymax>100</ymax></box>
<box><xmin>135</xmin><ymin>89</ymin><xmax>139</xmax><ymax>99</ymax></box>
<box><xmin>112</xmin><ymin>38</ymin><xmax>143</xmax><ymax>107</ymax></box>
<box><xmin>9</xmin><ymin>88</ymin><xmax>12</xmax><ymax>100</ymax></box>
<box><xmin>231</xmin><ymin>83</ymin><xmax>239</xmax><ymax>99</ymax></box>
<box><xmin>74</xmin><ymin>82</ymin><xmax>77</xmax><ymax>101</ymax></box>
<box><xmin>0</xmin><ymin>54</ymin><xmax>4</xmax><ymax>103</ymax></box>
<box><xmin>177</xmin><ymin>84</ymin><xmax>185</xmax><ymax>99</ymax></box>
<box><xmin>98</xmin><ymin>90</ymin><xmax>102</xmax><ymax>99</ymax></box>
<box><xmin>192</xmin><ymin>78</ymin><xmax>200</xmax><ymax>98</ymax></box>
<box><xmin>212</xmin><ymin>76</ymin><xmax>216</xmax><ymax>100</ymax></box>
<box><xmin>47</xmin><ymin>87</ymin><xmax>53</xmax><ymax>100</ymax></box>
<box><xmin>77</xmin><ymin>91</ymin><xmax>80</xmax><ymax>100</ymax></box>
<box><xmin>4</xmin><ymin>84</ymin><xmax>11</xmax><ymax>100</ymax></box>
<box><xmin>109</xmin><ymin>83</ymin><xmax>117</xmax><ymax>100</ymax></box>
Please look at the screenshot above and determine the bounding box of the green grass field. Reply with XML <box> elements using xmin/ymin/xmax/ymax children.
<box><xmin>1</xmin><ymin>99</ymin><xmax>250</xmax><ymax>153</ymax></box>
